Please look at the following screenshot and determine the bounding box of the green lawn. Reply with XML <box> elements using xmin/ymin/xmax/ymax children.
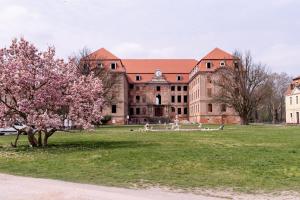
<box><xmin>0</xmin><ymin>125</ymin><xmax>300</xmax><ymax>192</ymax></box>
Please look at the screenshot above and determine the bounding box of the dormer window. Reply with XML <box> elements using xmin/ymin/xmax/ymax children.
<box><xmin>136</xmin><ymin>75</ymin><xmax>142</xmax><ymax>81</ymax></box>
<box><xmin>206</xmin><ymin>62</ymin><xmax>212</xmax><ymax>69</ymax></box>
<box><xmin>177</xmin><ymin>75</ymin><xmax>182</xmax><ymax>81</ymax></box>
<box><xmin>220</xmin><ymin>61</ymin><xmax>225</xmax><ymax>67</ymax></box>
<box><xmin>110</xmin><ymin>63</ymin><xmax>116</xmax><ymax>70</ymax></box>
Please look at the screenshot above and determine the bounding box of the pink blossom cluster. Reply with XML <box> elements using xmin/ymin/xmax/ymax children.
<box><xmin>0</xmin><ymin>38</ymin><xmax>103</xmax><ymax>130</ymax></box>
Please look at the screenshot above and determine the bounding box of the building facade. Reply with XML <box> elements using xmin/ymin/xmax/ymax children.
<box><xmin>88</xmin><ymin>47</ymin><xmax>241</xmax><ymax>124</ymax></box>
<box><xmin>286</xmin><ymin>76</ymin><xmax>300</xmax><ymax>124</ymax></box>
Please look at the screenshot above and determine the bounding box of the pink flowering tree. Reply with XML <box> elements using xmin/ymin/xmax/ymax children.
<box><xmin>0</xmin><ymin>38</ymin><xmax>103</xmax><ymax>147</ymax></box>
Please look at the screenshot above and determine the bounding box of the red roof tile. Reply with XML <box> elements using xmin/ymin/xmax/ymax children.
<box><xmin>202</xmin><ymin>48</ymin><xmax>234</xmax><ymax>60</ymax></box>
<box><xmin>123</xmin><ymin>59</ymin><xmax>197</xmax><ymax>74</ymax></box>
<box><xmin>88</xmin><ymin>48</ymin><xmax>119</xmax><ymax>60</ymax></box>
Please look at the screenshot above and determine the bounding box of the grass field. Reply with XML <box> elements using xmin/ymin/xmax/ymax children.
<box><xmin>0</xmin><ymin>125</ymin><xmax>300</xmax><ymax>192</ymax></box>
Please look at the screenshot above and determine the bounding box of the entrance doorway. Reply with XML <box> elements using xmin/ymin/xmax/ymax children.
<box><xmin>297</xmin><ymin>112</ymin><xmax>299</xmax><ymax>124</ymax></box>
<box><xmin>154</xmin><ymin>106</ymin><xmax>163</xmax><ymax>117</ymax></box>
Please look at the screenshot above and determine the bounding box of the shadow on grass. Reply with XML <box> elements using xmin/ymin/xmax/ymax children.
<box><xmin>5</xmin><ymin>140</ymin><xmax>159</xmax><ymax>153</ymax></box>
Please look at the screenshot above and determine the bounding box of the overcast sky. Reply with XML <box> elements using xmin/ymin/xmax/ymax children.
<box><xmin>0</xmin><ymin>0</ymin><xmax>299</xmax><ymax>75</ymax></box>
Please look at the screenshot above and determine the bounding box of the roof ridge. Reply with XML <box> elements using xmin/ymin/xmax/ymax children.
<box><xmin>201</xmin><ymin>47</ymin><xmax>233</xmax><ymax>60</ymax></box>
<box><xmin>89</xmin><ymin>48</ymin><xmax>119</xmax><ymax>60</ymax></box>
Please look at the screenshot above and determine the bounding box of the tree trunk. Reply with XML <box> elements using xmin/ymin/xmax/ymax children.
<box><xmin>43</xmin><ymin>135</ymin><xmax>49</xmax><ymax>147</ymax></box>
<box><xmin>240</xmin><ymin>114</ymin><xmax>249</xmax><ymax>125</ymax></box>
<box><xmin>272</xmin><ymin>103</ymin><xmax>276</xmax><ymax>124</ymax></box>
<box><xmin>43</xmin><ymin>128</ymin><xmax>56</xmax><ymax>147</ymax></box>
<box><xmin>27</xmin><ymin>128</ymin><xmax>38</xmax><ymax>147</ymax></box>
<box><xmin>37</xmin><ymin>131</ymin><xmax>43</xmax><ymax>147</ymax></box>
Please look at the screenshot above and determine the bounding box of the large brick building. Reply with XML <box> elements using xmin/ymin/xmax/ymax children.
<box><xmin>88</xmin><ymin>47</ymin><xmax>241</xmax><ymax>124</ymax></box>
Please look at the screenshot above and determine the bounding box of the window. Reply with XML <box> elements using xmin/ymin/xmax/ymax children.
<box><xmin>156</xmin><ymin>86</ymin><xmax>161</xmax><ymax>91</ymax></box>
<box><xmin>136</xmin><ymin>108</ymin><xmax>140</xmax><ymax>115</ymax></box>
<box><xmin>206</xmin><ymin>62</ymin><xmax>212</xmax><ymax>69</ymax></box>
<box><xmin>110</xmin><ymin>63</ymin><xmax>116</xmax><ymax>70</ymax></box>
<box><xmin>177</xmin><ymin>86</ymin><xmax>181</xmax><ymax>91</ymax></box>
<box><xmin>142</xmin><ymin>96</ymin><xmax>146</xmax><ymax>103</ymax></box>
<box><xmin>177</xmin><ymin>75</ymin><xmax>182</xmax><ymax>81</ymax></box>
<box><xmin>183</xmin><ymin>86</ymin><xmax>188</xmax><ymax>91</ymax></box>
<box><xmin>171</xmin><ymin>107</ymin><xmax>175</xmax><ymax>112</ymax></box>
<box><xmin>184</xmin><ymin>95</ymin><xmax>188</xmax><ymax>103</ymax></box>
<box><xmin>136</xmin><ymin>96</ymin><xmax>140</xmax><ymax>103</ymax></box>
<box><xmin>112</xmin><ymin>105</ymin><xmax>117</xmax><ymax>113</ymax></box>
<box><xmin>171</xmin><ymin>86</ymin><xmax>175</xmax><ymax>91</ymax></box>
<box><xmin>221</xmin><ymin>104</ymin><xmax>226</xmax><ymax>112</ymax></box>
<box><xmin>129</xmin><ymin>84</ymin><xmax>134</xmax><ymax>89</ymax></box>
<box><xmin>207</xmin><ymin>88</ymin><xmax>212</xmax><ymax>97</ymax></box>
<box><xmin>290</xmin><ymin>97</ymin><xmax>293</xmax><ymax>105</ymax></box>
<box><xmin>97</xmin><ymin>63</ymin><xmax>103</xmax><ymax>68</ymax></box>
<box><xmin>177</xmin><ymin>96</ymin><xmax>182</xmax><ymax>103</ymax></box>
<box><xmin>82</xmin><ymin>64</ymin><xmax>90</xmax><ymax>75</ymax></box>
<box><xmin>297</xmin><ymin>96</ymin><xmax>299</xmax><ymax>104</ymax></box>
<box><xmin>291</xmin><ymin>113</ymin><xmax>293</xmax><ymax>118</ymax></box>
<box><xmin>136</xmin><ymin>75</ymin><xmax>142</xmax><ymax>81</ymax></box>
<box><xmin>184</xmin><ymin>107</ymin><xmax>188</xmax><ymax>115</ymax></box>
<box><xmin>171</xmin><ymin>96</ymin><xmax>175</xmax><ymax>103</ymax></box>
<box><xmin>234</xmin><ymin>61</ymin><xmax>239</xmax><ymax>69</ymax></box>
<box><xmin>130</xmin><ymin>108</ymin><xmax>134</xmax><ymax>115</ymax></box>
<box><xmin>208</xmin><ymin>103</ymin><xmax>213</xmax><ymax>112</ymax></box>
<box><xmin>136</xmin><ymin>86</ymin><xmax>140</xmax><ymax>91</ymax></box>
<box><xmin>220</xmin><ymin>61</ymin><xmax>225</xmax><ymax>67</ymax></box>
<box><xmin>177</xmin><ymin>108</ymin><xmax>182</xmax><ymax>115</ymax></box>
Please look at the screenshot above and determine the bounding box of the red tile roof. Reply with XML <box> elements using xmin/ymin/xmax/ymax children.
<box><xmin>87</xmin><ymin>47</ymin><xmax>236</xmax><ymax>83</ymax></box>
<box><xmin>122</xmin><ymin>59</ymin><xmax>197</xmax><ymax>74</ymax></box>
<box><xmin>88</xmin><ymin>48</ymin><xmax>119</xmax><ymax>60</ymax></box>
<box><xmin>202</xmin><ymin>48</ymin><xmax>234</xmax><ymax>60</ymax></box>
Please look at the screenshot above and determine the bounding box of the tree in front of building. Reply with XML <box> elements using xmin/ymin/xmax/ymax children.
<box><xmin>0</xmin><ymin>38</ymin><xmax>104</xmax><ymax>147</ymax></box>
<box><xmin>74</xmin><ymin>47</ymin><xmax>119</xmax><ymax>107</ymax></box>
<box><xmin>213</xmin><ymin>51</ymin><xmax>269</xmax><ymax>125</ymax></box>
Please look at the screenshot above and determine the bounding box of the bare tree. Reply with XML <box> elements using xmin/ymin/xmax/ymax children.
<box><xmin>74</xmin><ymin>47</ymin><xmax>119</xmax><ymax>107</ymax></box>
<box><xmin>260</xmin><ymin>73</ymin><xmax>292</xmax><ymax>123</ymax></box>
<box><xmin>213</xmin><ymin>51</ymin><xmax>270</xmax><ymax>125</ymax></box>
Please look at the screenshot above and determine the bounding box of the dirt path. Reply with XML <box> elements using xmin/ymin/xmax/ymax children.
<box><xmin>0</xmin><ymin>173</ymin><xmax>298</xmax><ymax>200</ymax></box>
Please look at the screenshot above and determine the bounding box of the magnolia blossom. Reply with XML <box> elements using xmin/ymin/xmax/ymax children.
<box><xmin>0</xmin><ymin>38</ymin><xmax>104</xmax><ymax>131</ymax></box>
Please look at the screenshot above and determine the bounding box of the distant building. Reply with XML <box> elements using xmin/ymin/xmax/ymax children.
<box><xmin>86</xmin><ymin>47</ymin><xmax>241</xmax><ymax>124</ymax></box>
<box><xmin>285</xmin><ymin>76</ymin><xmax>300</xmax><ymax>124</ymax></box>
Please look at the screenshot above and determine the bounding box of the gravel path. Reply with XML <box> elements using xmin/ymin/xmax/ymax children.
<box><xmin>0</xmin><ymin>173</ymin><xmax>299</xmax><ymax>200</ymax></box>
